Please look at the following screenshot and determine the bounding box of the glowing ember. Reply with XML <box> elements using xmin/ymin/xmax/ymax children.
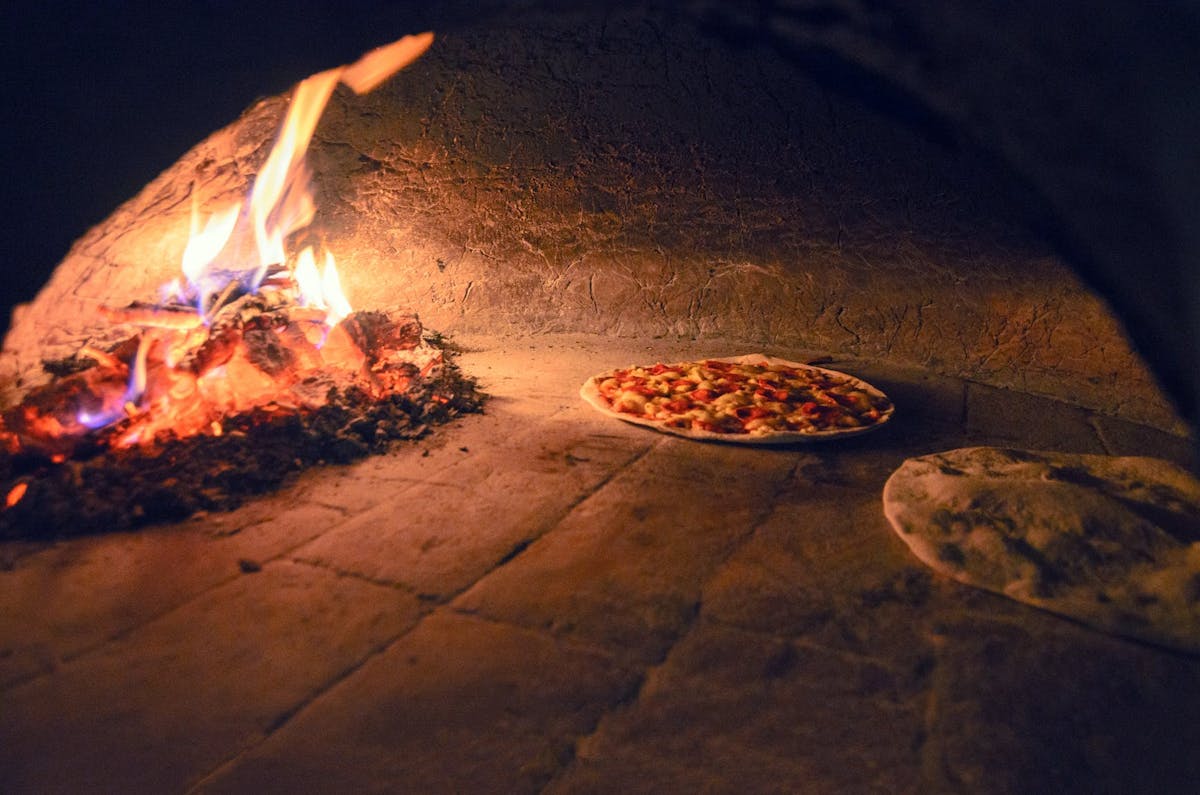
<box><xmin>5</xmin><ymin>482</ymin><xmax>26</xmax><ymax>509</ymax></box>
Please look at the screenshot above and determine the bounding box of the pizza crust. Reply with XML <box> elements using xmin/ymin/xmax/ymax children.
<box><xmin>580</xmin><ymin>353</ymin><xmax>894</xmax><ymax>445</ymax></box>
<box><xmin>883</xmin><ymin>447</ymin><xmax>1200</xmax><ymax>653</ymax></box>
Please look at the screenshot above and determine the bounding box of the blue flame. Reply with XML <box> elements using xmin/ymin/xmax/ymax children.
<box><xmin>75</xmin><ymin>337</ymin><xmax>151</xmax><ymax>432</ymax></box>
<box><xmin>76</xmin><ymin>405</ymin><xmax>126</xmax><ymax>430</ymax></box>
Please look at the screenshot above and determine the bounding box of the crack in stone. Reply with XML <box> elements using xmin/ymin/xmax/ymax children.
<box><xmin>587</xmin><ymin>273</ymin><xmax>599</xmax><ymax>315</ymax></box>
<box><xmin>539</xmin><ymin>455</ymin><xmax>802</xmax><ymax>791</ymax></box>
<box><xmin>701</xmin><ymin>613</ymin><xmax>908</xmax><ymax>668</ymax></box>
<box><xmin>463</xmin><ymin>439</ymin><xmax>661</xmax><ymax>585</ymax></box>
<box><xmin>916</xmin><ymin>630</ymin><xmax>952</xmax><ymax>792</ymax></box>
<box><xmin>444</xmin><ymin>605</ymin><xmax>625</xmax><ymax>664</ymax></box>
<box><xmin>189</xmin><ymin>596</ymin><xmax>640</xmax><ymax>794</ymax></box>
<box><xmin>288</xmin><ymin>556</ymin><xmax>425</xmax><ymax>594</ymax></box>
<box><xmin>0</xmin><ymin>521</ymin><xmax>353</xmax><ymax>694</ymax></box>
<box><xmin>184</xmin><ymin>606</ymin><xmax>429</xmax><ymax>795</ymax></box>
<box><xmin>1089</xmin><ymin>414</ymin><xmax>1117</xmax><ymax>456</ymax></box>
<box><xmin>834</xmin><ymin>305</ymin><xmax>864</xmax><ymax>346</ymax></box>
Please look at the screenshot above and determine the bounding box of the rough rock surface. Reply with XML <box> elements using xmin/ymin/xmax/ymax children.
<box><xmin>1</xmin><ymin>335</ymin><xmax>1196</xmax><ymax>793</ymax></box>
<box><xmin>690</xmin><ymin>0</ymin><xmax>1200</xmax><ymax>444</ymax></box>
<box><xmin>0</xmin><ymin>13</ymin><xmax>1177</xmax><ymax>431</ymax></box>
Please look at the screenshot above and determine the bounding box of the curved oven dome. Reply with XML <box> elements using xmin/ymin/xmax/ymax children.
<box><xmin>3</xmin><ymin>5</ymin><xmax>1200</xmax><ymax>794</ymax></box>
<box><xmin>0</xmin><ymin>3</ymin><xmax>1188</xmax><ymax>435</ymax></box>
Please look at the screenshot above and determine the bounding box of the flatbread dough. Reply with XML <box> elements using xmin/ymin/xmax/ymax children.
<box><xmin>883</xmin><ymin>447</ymin><xmax>1200</xmax><ymax>653</ymax></box>
<box><xmin>580</xmin><ymin>354</ymin><xmax>894</xmax><ymax>445</ymax></box>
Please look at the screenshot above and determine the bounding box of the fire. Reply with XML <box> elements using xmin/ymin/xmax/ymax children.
<box><xmin>340</xmin><ymin>32</ymin><xmax>435</xmax><ymax>93</ymax></box>
<box><xmin>294</xmin><ymin>248</ymin><xmax>353</xmax><ymax>328</ymax></box>
<box><xmin>246</xmin><ymin>69</ymin><xmax>340</xmax><ymax>285</ymax></box>
<box><xmin>0</xmin><ymin>31</ymin><xmax>438</xmax><ymax>454</ymax></box>
<box><xmin>181</xmin><ymin>30</ymin><xmax>434</xmax><ymax>308</ymax></box>
<box><xmin>178</xmin><ymin>199</ymin><xmax>241</xmax><ymax>312</ymax></box>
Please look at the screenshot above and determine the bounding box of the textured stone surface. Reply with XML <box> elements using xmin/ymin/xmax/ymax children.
<box><xmin>0</xmin><ymin>11</ymin><xmax>1177</xmax><ymax>430</ymax></box>
<box><xmin>0</xmin><ymin>501</ymin><xmax>344</xmax><ymax>688</ymax></box>
<box><xmin>454</xmin><ymin>439</ymin><xmax>795</xmax><ymax>664</ymax></box>
<box><xmin>0</xmin><ymin>334</ymin><xmax>1196</xmax><ymax>792</ymax></box>
<box><xmin>549</xmin><ymin>620</ymin><xmax>930</xmax><ymax>794</ymax></box>
<box><xmin>690</xmin><ymin>0</ymin><xmax>1200</xmax><ymax>434</ymax></box>
<box><xmin>0</xmin><ymin>561</ymin><xmax>422</xmax><ymax>793</ymax></box>
<box><xmin>928</xmin><ymin>616</ymin><xmax>1200</xmax><ymax>794</ymax></box>
<box><xmin>700</xmin><ymin>480</ymin><xmax>926</xmax><ymax>643</ymax></box>
<box><xmin>293</xmin><ymin>416</ymin><xmax>653</xmax><ymax>598</ymax></box>
<box><xmin>965</xmin><ymin>382</ymin><xmax>1110</xmax><ymax>452</ymax></box>
<box><xmin>1092</xmin><ymin>413</ymin><xmax>1198</xmax><ymax>471</ymax></box>
<box><xmin>196</xmin><ymin>611</ymin><xmax>639</xmax><ymax>794</ymax></box>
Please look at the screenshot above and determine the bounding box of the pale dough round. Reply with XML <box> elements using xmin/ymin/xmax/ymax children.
<box><xmin>883</xmin><ymin>447</ymin><xmax>1200</xmax><ymax>653</ymax></box>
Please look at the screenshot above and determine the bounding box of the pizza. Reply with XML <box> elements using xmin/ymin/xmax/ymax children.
<box><xmin>579</xmin><ymin>354</ymin><xmax>894</xmax><ymax>444</ymax></box>
<box><xmin>883</xmin><ymin>447</ymin><xmax>1200</xmax><ymax>654</ymax></box>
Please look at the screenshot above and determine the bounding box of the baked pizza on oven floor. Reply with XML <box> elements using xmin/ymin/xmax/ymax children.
<box><xmin>579</xmin><ymin>354</ymin><xmax>894</xmax><ymax>444</ymax></box>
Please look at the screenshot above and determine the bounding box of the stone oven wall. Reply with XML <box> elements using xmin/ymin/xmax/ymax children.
<box><xmin>0</xmin><ymin>10</ymin><xmax>1178</xmax><ymax>428</ymax></box>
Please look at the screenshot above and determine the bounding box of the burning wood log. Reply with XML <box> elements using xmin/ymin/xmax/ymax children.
<box><xmin>100</xmin><ymin>302</ymin><xmax>206</xmax><ymax>330</ymax></box>
<box><xmin>0</xmin><ymin>306</ymin><xmax>482</xmax><ymax>540</ymax></box>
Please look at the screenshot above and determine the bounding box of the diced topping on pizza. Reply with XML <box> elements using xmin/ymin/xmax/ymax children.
<box><xmin>592</xmin><ymin>359</ymin><xmax>892</xmax><ymax>436</ymax></box>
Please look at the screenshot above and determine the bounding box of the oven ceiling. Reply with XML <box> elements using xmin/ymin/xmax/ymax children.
<box><xmin>4</xmin><ymin>0</ymin><xmax>1198</xmax><ymax>429</ymax></box>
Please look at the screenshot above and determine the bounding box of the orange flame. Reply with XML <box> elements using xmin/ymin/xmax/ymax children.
<box><xmin>341</xmin><ymin>32</ymin><xmax>435</xmax><ymax>94</ymax></box>
<box><xmin>320</xmin><ymin>252</ymin><xmax>353</xmax><ymax>326</ymax></box>
<box><xmin>246</xmin><ymin>30</ymin><xmax>435</xmax><ymax>288</ymax></box>
<box><xmin>164</xmin><ymin>31</ymin><xmax>436</xmax><ymax>312</ymax></box>
<box><xmin>80</xmin><ymin>32</ymin><xmax>435</xmax><ymax>445</ymax></box>
<box><xmin>182</xmin><ymin>197</ymin><xmax>240</xmax><ymax>285</ymax></box>
<box><xmin>294</xmin><ymin>247</ymin><xmax>353</xmax><ymax>328</ymax></box>
<box><xmin>129</xmin><ymin>334</ymin><xmax>152</xmax><ymax>403</ymax></box>
<box><xmin>248</xmin><ymin>69</ymin><xmax>340</xmax><ymax>281</ymax></box>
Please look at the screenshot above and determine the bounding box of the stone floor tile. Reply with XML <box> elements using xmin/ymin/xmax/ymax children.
<box><xmin>547</xmin><ymin>619</ymin><xmax>928</xmax><ymax>794</ymax></box>
<box><xmin>453</xmin><ymin>444</ymin><xmax>794</xmax><ymax>664</ymax></box>
<box><xmin>925</xmin><ymin>616</ymin><xmax>1200</xmax><ymax>794</ymax></box>
<box><xmin>197</xmin><ymin>610</ymin><xmax>639</xmax><ymax>795</ymax></box>
<box><xmin>0</xmin><ymin>503</ymin><xmax>344</xmax><ymax>687</ymax></box>
<box><xmin>843</xmin><ymin>359</ymin><xmax>967</xmax><ymax>430</ymax></box>
<box><xmin>1091</xmin><ymin>413</ymin><xmax>1196</xmax><ymax>470</ymax></box>
<box><xmin>786</xmin><ymin>418</ymin><xmax>972</xmax><ymax>493</ymax></box>
<box><xmin>191</xmin><ymin>501</ymin><xmax>350</xmax><ymax>561</ymax></box>
<box><xmin>293</xmin><ymin>423</ymin><xmax>652</xmax><ymax>598</ymax></box>
<box><xmin>701</xmin><ymin>482</ymin><xmax>931</xmax><ymax>648</ymax></box>
<box><xmin>965</xmin><ymin>382</ymin><xmax>1106</xmax><ymax>453</ymax></box>
<box><xmin>641</xmin><ymin>431</ymin><xmax>801</xmax><ymax>474</ymax></box>
<box><xmin>181</xmin><ymin>414</ymin><xmax>511</xmax><ymax>533</ymax></box>
<box><xmin>0</xmin><ymin>560</ymin><xmax>421</xmax><ymax>793</ymax></box>
<box><xmin>283</xmin><ymin>408</ymin><xmax>571</xmax><ymax>513</ymax></box>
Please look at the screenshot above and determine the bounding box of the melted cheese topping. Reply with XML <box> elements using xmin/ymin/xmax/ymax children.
<box><xmin>596</xmin><ymin>359</ymin><xmax>891</xmax><ymax>435</ymax></box>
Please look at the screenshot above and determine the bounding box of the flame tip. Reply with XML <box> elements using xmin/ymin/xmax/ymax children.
<box><xmin>76</xmin><ymin>33</ymin><xmax>432</xmax><ymax>449</ymax></box>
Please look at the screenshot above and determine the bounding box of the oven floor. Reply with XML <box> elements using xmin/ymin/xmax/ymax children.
<box><xmin>1</xmin><ymin>334</ymin><xmax>1197</xmax><ymax>793</ymax></box>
